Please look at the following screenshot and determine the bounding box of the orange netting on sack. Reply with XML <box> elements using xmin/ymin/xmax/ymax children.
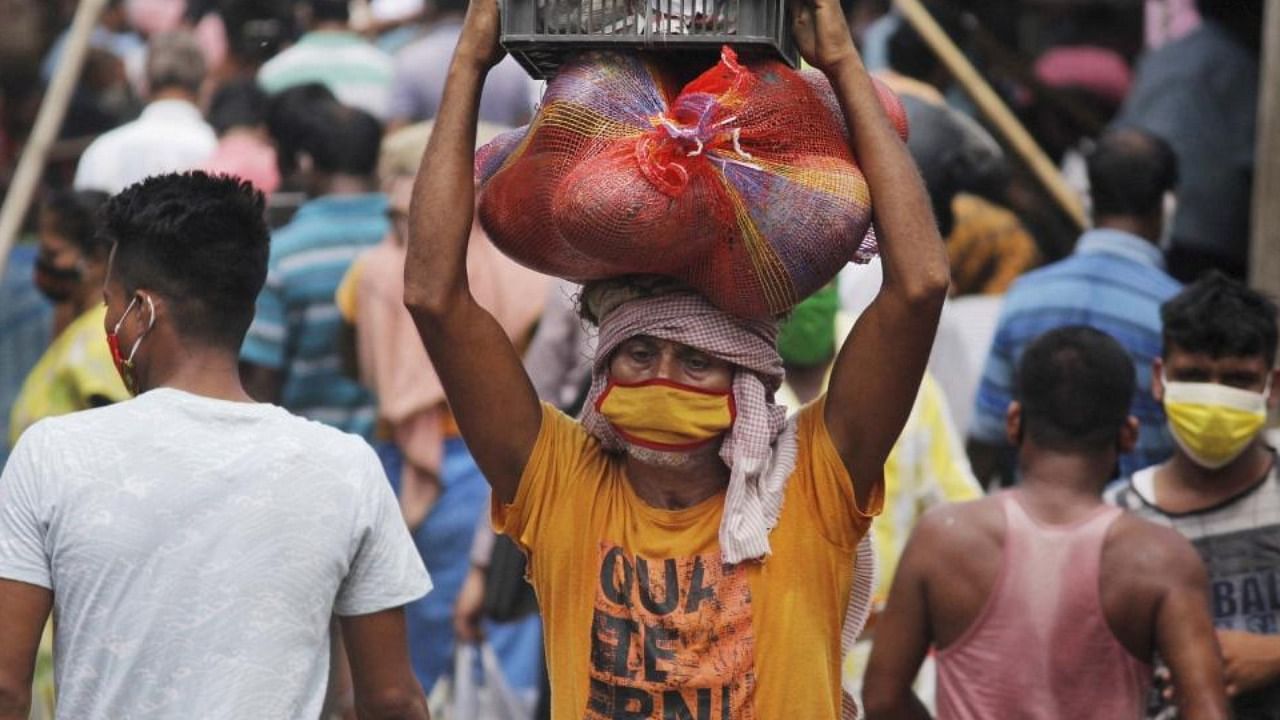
<box><xmin>475</xmin><ymin>47</ymin><xmax>907</xmax><ymax>318</ymax></box>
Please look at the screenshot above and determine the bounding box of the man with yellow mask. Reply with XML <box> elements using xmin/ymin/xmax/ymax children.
<box><xmin>400</xmin><ymin>0</ymin><xmax>950</xmax><ymax>715</ymax></box>
<box><xmin>1106</xmin><ymin>271</ymin><xmax>1280</xmax><ymax>719</ymax></box>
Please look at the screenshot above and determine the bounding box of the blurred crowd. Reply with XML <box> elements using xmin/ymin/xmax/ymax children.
<box><xmin>0</xmin><ymin>0</ymin><xmax>1275</xmax><ymax>718</ymax></box>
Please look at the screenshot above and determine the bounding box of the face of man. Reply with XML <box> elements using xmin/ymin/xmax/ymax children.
<box><xmin>1154</xmin><ymin>344</ymin><xmax>1278</xmax><ymax>471</ymax></box>
<box><xmin>33</xmin><ymin>211</ymin><xmax>87</xmax><ymax>304</ymax></box>
<box><xmin>608</xmin><ymin>335</ymin><xmax>733</xmax><ymax>391</ymax></box>
<box><xmin>604</xmin><ymin>335</ymin><xmax>735</xmax><ymax>468</ymax></box>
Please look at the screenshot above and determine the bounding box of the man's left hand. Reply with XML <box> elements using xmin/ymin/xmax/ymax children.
<box><xmin>1218</xmin><ymin>629</ymin><xmax>1280</xmax><ymax>696</ymax></box>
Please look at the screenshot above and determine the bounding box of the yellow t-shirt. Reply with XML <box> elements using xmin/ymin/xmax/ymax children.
<box><xmin>495</xmin><ymin>398</ymin><xmax>883</xmax><ymax>719</ymax></box>
<box><xmin>9</xmin><ymin>304</ymin><xmax>129</xmax><ymax>447</ymax></box>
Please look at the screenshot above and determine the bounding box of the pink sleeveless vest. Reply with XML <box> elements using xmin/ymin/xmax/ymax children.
<box><xmin>935</xmin><ymin>492</ymin><xmax>1151</xmax><ymax>719</ymax></box>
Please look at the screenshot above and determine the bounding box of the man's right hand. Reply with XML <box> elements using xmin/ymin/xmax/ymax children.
<box><xmin>456</xmin><ymin>0</ymin><xmax>506</xmax><ymax>71</ymax></box>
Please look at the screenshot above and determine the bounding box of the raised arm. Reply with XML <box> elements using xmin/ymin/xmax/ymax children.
<box><xmin>402</xmin><ymin>0</ymin><xmax>541</xmax><ymax>504</ymax></box>
<box><xmin>791</xmin><ymin>0</ymin><xmax>949</xmax><ymax>504</ymax></box>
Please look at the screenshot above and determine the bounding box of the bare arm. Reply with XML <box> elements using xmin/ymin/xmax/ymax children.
<box><xmin>340</xmin><ymin>608</ymin><xmax>430</xmax><ymax>720</ymax></box>
<box><xmin>862</xmin><ymin>527</ymin><xmax>935</xmax><ymax>720</ymax></box>
<box><xmin>0</xmin><ymin>580</ymin><xmax>52</xmax><ymax>720</ymax></box>
<box><xmin>402</xmin><ymin>0</ymin><xmax>541</xmax><ymax>505</ymax></box>
<box><xmin>791</xmin><ymin>0</ymin><xmax>949</xmax><ymax>507</ymax></box>
<box><xmin>1153</xmin><ymin>535</ymin><xmax>1230</xmax><ymax>720</ymax></box>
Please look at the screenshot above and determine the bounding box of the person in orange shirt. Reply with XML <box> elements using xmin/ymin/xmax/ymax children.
<box><xmin>401</xmin><ymin>0</ymin><xmax>949</xmax><ymax>717</ymax></box>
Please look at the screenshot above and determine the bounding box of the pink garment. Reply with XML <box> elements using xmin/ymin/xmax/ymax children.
<box><xmin>1034</xmin><ymin>46</ymin><xmax>1132</xmax><ymax>106</ymax></box>
<box><xmin>935</xmin><ymin>493</ymin><xmax>1151</xmax><ymax>720</ymax></box>
<box><xmin>353</xmin><ymin>224</ymin><xmax>549</xmax><ymax>475</ymax></box>
<box><xmin>126</xmin><ymin>0</ymin><xmax>186</xmax><ymax>36</ymax></box>
<box><xmin>202</xmin><ymin>133</ymin><xmax>281</xmax><ymax>196</ymax></box>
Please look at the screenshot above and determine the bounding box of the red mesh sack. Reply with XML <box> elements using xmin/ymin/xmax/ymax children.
<box><xmin>475</xmin><ymin>47</ymin><xmax>908</xmax><ymax>318</ymax></box>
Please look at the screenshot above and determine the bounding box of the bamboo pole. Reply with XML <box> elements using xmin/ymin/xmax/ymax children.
<box><xmin>893</xmin><ymin>0</ymin><xmax>1088</xmax><ymax>231</ymax></box>
<box><xmin>1251</xmin><ymin>0</ymin><xmax>1280</xmax><ymax>300</ymax></box>
<box><xmin>0</xmin><ymin>0</ymin><xmax>111</xmax><ymax>280</ymax></box>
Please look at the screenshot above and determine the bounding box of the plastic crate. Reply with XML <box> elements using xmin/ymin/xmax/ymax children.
<box><xmin>501</xmin><ymin>0</ymin><xmax>798</xmax><ymax>78</ymax></box>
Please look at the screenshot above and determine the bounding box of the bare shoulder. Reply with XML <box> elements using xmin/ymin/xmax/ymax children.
<box><xmin>909</xmin><ymin>496</ymin><xmax>1004</xmax><ymax>566</ymax></box>
<box><xmin>1105</xmin><ymin>511</ymin><xmax>1207</xmax><ymax>587</ymax></box>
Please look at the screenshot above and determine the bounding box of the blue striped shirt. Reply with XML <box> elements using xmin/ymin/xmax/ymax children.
<box><xmin>241</xmin><ymin>194</ymin><xmax>388</xmax><ymax>439</ymax></box>
<box><xmin>970</xmin><ymin>229</ymin><xmax>1182</xmax><ymax>477</ymax></box>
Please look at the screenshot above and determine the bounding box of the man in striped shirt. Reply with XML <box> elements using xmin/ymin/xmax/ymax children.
<box><xmin>968</xmin><ymin>128</ymin><xmax>1182</xmax><ymax>486</ymax></box>
<box><xmin>258</xmin><ymin>0</ymin><xmax>395</xmax><ymax>120</ymax></box>
<box><xmin>240</xmin><ymin>96</ymin><xmax>386</xmax><ymax>439</ymax></box>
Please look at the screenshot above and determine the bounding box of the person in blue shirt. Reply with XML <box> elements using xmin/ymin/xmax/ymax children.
<box><xmin>240</xmin><ymin>92</ymin><xmax>386</xmax><ymax>440</ymax></box>
<box><xmin>968</xmin><ymin>128</ymin><xmax>1182</xmax><ymax>487</ymax></box>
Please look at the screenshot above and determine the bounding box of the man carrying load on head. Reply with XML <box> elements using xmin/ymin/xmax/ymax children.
<box><xmin>402</xmin><ymin>0</ymin><xmax>949</xmax><ymax>716</ymax></box>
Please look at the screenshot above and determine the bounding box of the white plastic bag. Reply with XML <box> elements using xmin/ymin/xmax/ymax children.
<box><xmin>430</xmin><ymin>642</ymin><xmax>532</xmax><ymax>720</ymax></box>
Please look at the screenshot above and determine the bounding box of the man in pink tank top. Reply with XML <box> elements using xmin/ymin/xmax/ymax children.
<box><xmin>863</xmin><ymin>326</ymin><xmax>1228</xmax><ymax>719</ymax></box>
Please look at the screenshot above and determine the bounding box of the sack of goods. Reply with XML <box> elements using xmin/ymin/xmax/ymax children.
<box><xmin>475</xmin><ymin>46</ymin><xmax>908</xmax><ymax>319</ymax></box>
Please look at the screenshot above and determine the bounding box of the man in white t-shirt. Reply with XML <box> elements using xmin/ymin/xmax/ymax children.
<box><xmin>74</xmin><ymin>31</ymin><xmax>217</xmax><ymax>195</ymax></box>
<box><xmin>0</xmin><ymin>172</ymin><xmax>432</xmax><ymax>719</ymax></box>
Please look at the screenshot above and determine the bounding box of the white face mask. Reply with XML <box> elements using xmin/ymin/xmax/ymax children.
<box><xmin>1162</xmin><ymin>374</ymin><xmax>1271</xmax><ymax>469</ymax></box>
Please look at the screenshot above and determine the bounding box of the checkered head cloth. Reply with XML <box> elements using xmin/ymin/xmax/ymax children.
<box><xmin>578</xmin><ymin>287</ymin><xmax>798</xmax><ymax>564</ymax></box>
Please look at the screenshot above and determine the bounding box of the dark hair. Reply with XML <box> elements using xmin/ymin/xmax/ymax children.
<box><xmin>265</xmin><ymin>86</ymin><xmax>381</xmax><ymax>177</ymax></box>
<box><xmin>99</xmin><ymin>172</ymin><xmax>270</xmax><ymax>348</ymax></box>
<box><xmin>265</xmin><ymin>83</ymin><xmax>336</xmax><ymax>177</ymax></box>
<box><xmin>309</xmin><ymin>0</ymin><xmax>350</xmax><ymax>22</ymax></box>
<box><xmin>1162</xmin><ymin>271</ymin><xmax>1278</xmax><ymax>367</ymax></box>
<box><xmin>887</xmin><ymin>2</ymin><xmax>962</xmax><ymax>82</ymax></box>
<box><xmin>42</xmin><ymin>190</ymin><xmax>110</xmax><ymax>258</ymax></box>
<box><xmin>1086</xmin><ymin>128</ymin><xmax>1178</xmax><ymax>218</ymax></box>
<box><xmin>1015</xmin><ymin>326</ymin><xmax>1136</xmax><ymax>452</ymax></box>
<box><xmin>285</xmin><ymin>98</ymin><xmax>381</xmax><ymax>176</ymax></box>
<box><xmin>208</xmin><ymin>79</ymin><xmax>269</xmax><ymax>135</ymax></box>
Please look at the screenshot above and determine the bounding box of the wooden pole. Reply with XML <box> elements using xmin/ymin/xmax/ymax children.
<box><xmin>0</xmin><ymin>0</ymin><xmax>110</xmax><ymax>280</ymax></box>
<box><xmin>1251</xmin><ymin>0</ymin><xmax>1280</xmax><ymax>301</ymax></box>
<box><xmin>893</xmin><ymin>0</ymin><xmax>1088</xmax><ymax>231</ymax></box>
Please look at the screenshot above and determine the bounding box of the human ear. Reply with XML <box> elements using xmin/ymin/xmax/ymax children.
<box><xmin>1004</xmin><ymin>402</ymin><xmax>1022</xmax><ymax>446</ymax></box>
<box><xmin>1118</xmin><ymin>416</ymin><xmax>1139</xmax><ymax>454</ymax></box>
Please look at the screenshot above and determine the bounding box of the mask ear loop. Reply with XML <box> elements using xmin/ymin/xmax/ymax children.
<box><xmin>113</xmin><ymin>296</ymin><xmax>139</xmax><ymax>334</ymax></box>
<box><xmin>123</xmin><ymin>295</ymin><xmax>156</xmax><ymax>364</ymax></box>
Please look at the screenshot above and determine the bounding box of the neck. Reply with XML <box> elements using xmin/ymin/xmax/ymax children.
<box><xmin>1165</xmin><ymin>442</ymin><xmax>1273</xmax><ymax>496</ymax></box>
<box><xmin>142</xmin><ymin>345</ymin><xmax>256</xmax><ymax>403</ymax></box>
<box><xmin>316</xmin><ymin>174</ymin><xmax>376</xmax><ymax>196</ymax></box>
<box><xmin>311</xmin><ymin>22</ymin><xmax>350</xmax><ymax>33</ymax></box>
<box><xmin>149</xmin><ymin>88</ymin><xmax>196</xmax><ymax>104</ymax></box>
<box><xmin>1015</xmin><ymin>447</ymin><xmax>1111</xmax><ymax>516</ymax></box>
<box><xmin>1094</xmin><ymin>215</ymin><xmax>1158</xmax><ymax>244</ymax></box>
<box><xmin>624</xmin><ymin>446</ymin><xmax>729</xmax><ymax>510</ymax></box>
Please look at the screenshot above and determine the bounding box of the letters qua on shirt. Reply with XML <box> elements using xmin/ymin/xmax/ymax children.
<box><xmin>586</xmin><ymin>543</ymin><xmax>755</xmax><ymax>720</ymax></box>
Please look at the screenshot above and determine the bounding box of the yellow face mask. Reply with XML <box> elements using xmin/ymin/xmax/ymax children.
<box><xmin>1163</xmin><ymin>375</ymin><xmax>1270</xmax><ymax>470</ymax></box>
<box><xmin>596</xmin><ymin>379</ymin><xmax>736</xmax><ymax>451</ymax></box>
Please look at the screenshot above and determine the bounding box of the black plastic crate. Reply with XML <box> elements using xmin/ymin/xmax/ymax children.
<box><xmin>501</xmin><ymin>0</ymin><xmax>798</xmax><ymax>78</ymax></box>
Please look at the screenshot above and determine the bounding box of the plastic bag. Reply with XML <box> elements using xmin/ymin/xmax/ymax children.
<box><xmin>429</xmin><ymin>642</ymin><xmax>532</xmax><ymax>720</ymax></box>
<box><xmin>475</xmin><ymin>46</ymin><xmax>907</xmax><ymax>318</ymax></box>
